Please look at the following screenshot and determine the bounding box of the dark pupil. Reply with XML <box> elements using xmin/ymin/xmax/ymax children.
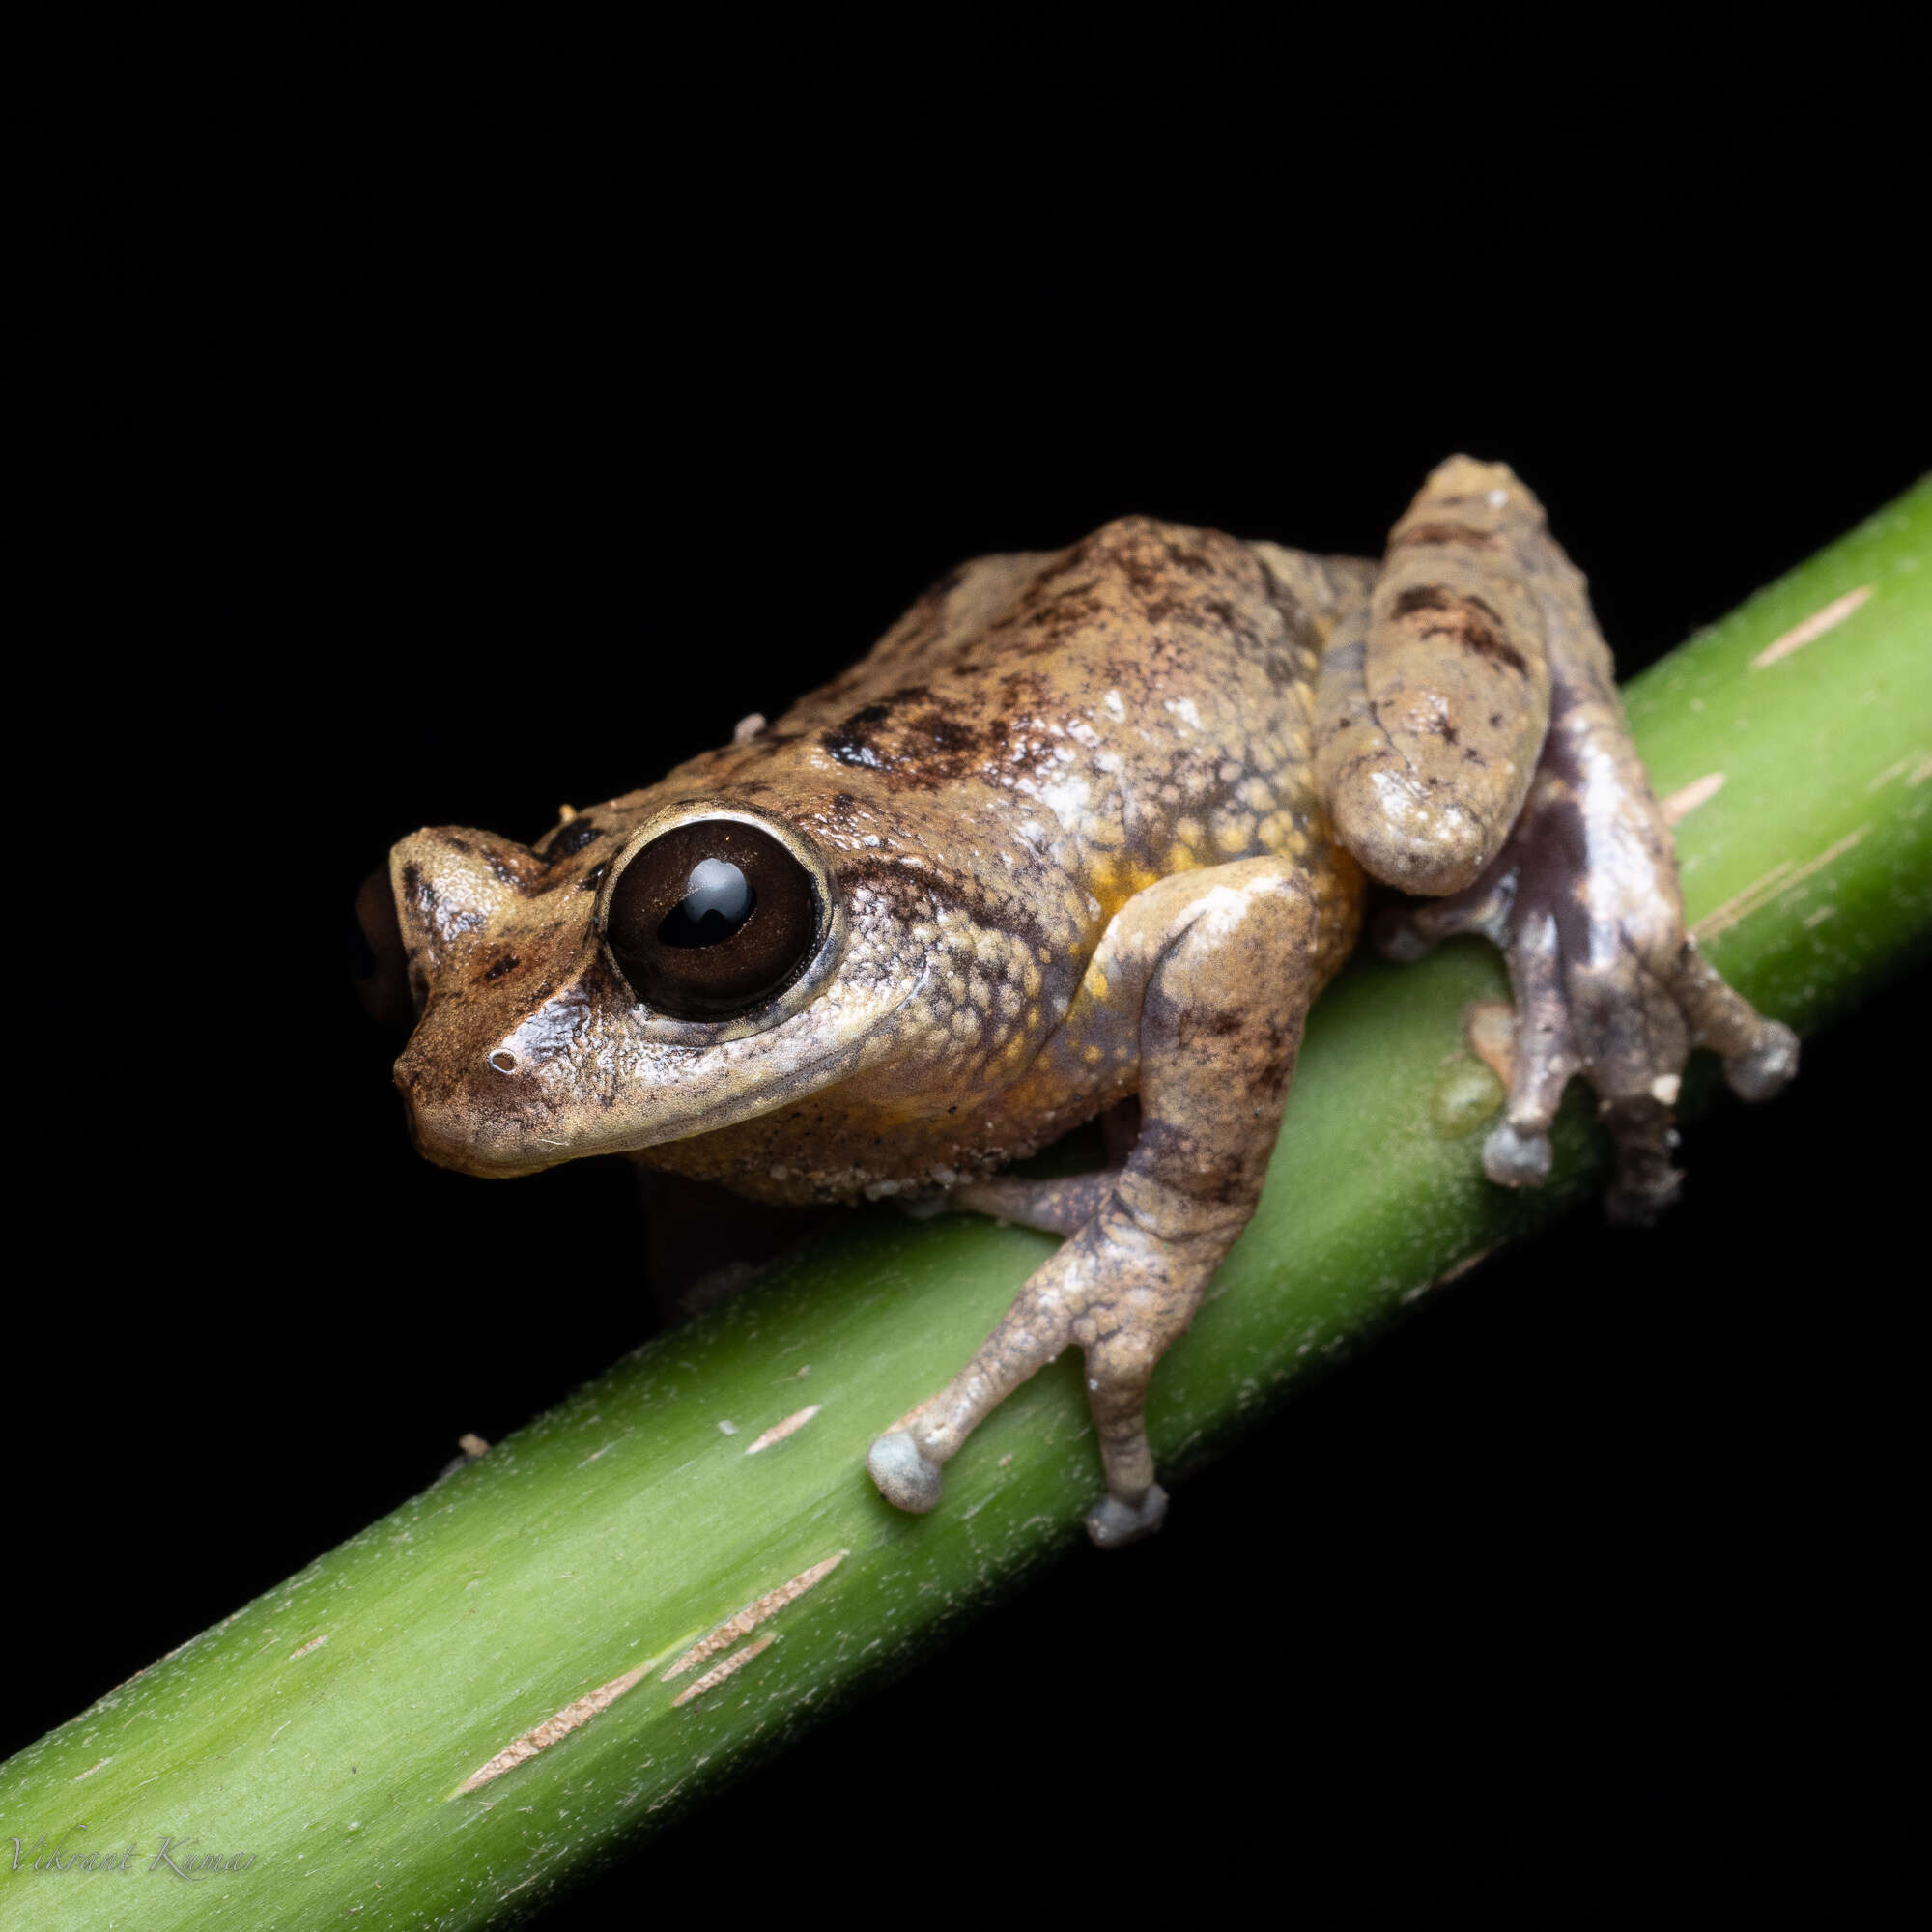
<box><xmin>658</xmin><ymin>858</ymin><xmax>755</xmax><ymax>948</ymax></box>
<box><xmin>605</xmin><ymin>820</ymin><xmax>818</xmax><ymax>1017</ymax></box>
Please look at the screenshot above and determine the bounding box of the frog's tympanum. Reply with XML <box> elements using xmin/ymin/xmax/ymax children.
<box><xmin>384</xmin><ymin>459</ymin><xmax>1797</xmax><ymax>1545</ymax></box>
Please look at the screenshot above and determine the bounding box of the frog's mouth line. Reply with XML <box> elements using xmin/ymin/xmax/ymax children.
<box><xmin>434</xmin><ymin>959</ymin><xmax>936</xmax><ymax>1179</ymax></box>
<box><xmin>600</xmin><ymin>958</ymin><xmax>937</xmax><ymax>1157</ymax></box>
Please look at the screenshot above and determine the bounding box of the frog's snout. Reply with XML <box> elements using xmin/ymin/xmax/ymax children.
<box><xmin>391</xmin><ymin>1048</ymin><xmax>553</xmax><ymax>1180</ymax></box>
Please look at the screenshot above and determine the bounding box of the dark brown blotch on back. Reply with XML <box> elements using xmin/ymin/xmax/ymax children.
<box><xmin>823</xmin><ymin>702</ymin><xmax>894</xmax><ymax>769</ymax></box>
<box><xmin>1387</xmin><ymin>586</ymin><xmax>1528</xmax><ymax>676</ymax></box>
<box><xmin>540</xmin><ymin>818</ymin><xmax>604</xmax><ymax>867</ymax></box>
<box><xmin>1393</xmin><ymin>521</ymin><xmax>1501</xmax><ymax>551</ymax></box>
<box><xmin>821</xmin><ymin>687</ymin><xmax>990</xmax><ymax>788</ymax></box>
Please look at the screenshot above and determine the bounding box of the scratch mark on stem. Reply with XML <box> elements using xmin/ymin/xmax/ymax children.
<box><xmin>662</xmin><ymin>1552</ymin><xmax>847</xmax><ymax>1683</ymax></box>
<box><xmin>72</xmin><ymin>1757</ymin><xmax>111</xmax><ymax>1780</ymax></box>
<box><xmin>1694</xmin><ymin>826</ymin><xmax>1871</xmax><ymax>941</ymax></box>
<box><xmin>669</xmin><ymin>1636</ymin><xmax>774</xmax><ymax>1708</ymax></box>
<box><xmin>1464</xmin><ymin>1001</ymin><xmax>1517</xmax><ymax>1089</ymax></box>
<box><xmin>289</xmin><ymin>1634</ymin><xmax>329</xmax><ymax>1661</ymax></box>
<box><xmin>1661</xmin><ymin>771</ymin><xmax>1726</xmax><ymax>825</ymax></box>
<box><xmin>744</xmin><ymin>1405</ymin><xmax>820</xmax><ymax>1454</ymax></box>
<box><xmin>455</xmin><ymin>1661</ymin><xmax>656</xmax><ymax>1794</ymax></box>
<box><xmin>1439</xmin><ymin>1245</ymin><xmax>1497</xmax><ymax>1288</ymax></box>
<box><xmin>1750</xmin><ymin>584</ymin><xmax>1871</xmax><ymax>668</ymax></box>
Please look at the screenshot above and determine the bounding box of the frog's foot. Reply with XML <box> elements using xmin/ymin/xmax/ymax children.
<box><xmin>1338</xmin><ymin>456</ymin><xmax>1798</xmax><ymax>1220</ymax></box>
<box><xmin>867</xmin><ymin>857</ymin><xmax>1319</xmax><ymax>1544</ymax></box>
<box><xmin>865</xmin><ymin>1204</ymin><xmax>1214</xmax><ymax>1542</ymax></box>
<box><xmin>1377</xmin><ymin>767</ymin><xmax>1798</xmax><ymax>1223</ymax></box>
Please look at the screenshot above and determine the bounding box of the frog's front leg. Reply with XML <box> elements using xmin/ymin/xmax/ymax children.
<box><xmin>1319</xmin><ymin>455</ymin><xmax>1798</xmax><ymax>1219</ymax></box>
<box><xmin>867</xmin><ymin>860</ymin><xmax>1318</xmax><ymax>1547</ymax></box>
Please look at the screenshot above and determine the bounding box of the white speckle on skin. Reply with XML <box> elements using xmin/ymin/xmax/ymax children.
<box><xmin>1486</xmin><ymin>488</ymin><xmax>1508</xmax><ymax>507</ymax></box>
<box><xmin>716</xmin><ymin>1419</ymin><xmax>738</xmax><ymax>1435</ymax></box>
<box><xmin>1650</xmin><ymin>1074</ymin><xmax>1682</xmax><ymax>1105</ymax></box>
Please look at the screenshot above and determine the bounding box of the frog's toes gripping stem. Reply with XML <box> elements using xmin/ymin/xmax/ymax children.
<box><xmin>1374</xmin><ymin>724</ymin><xmax>1799</xmax><ymax>1223</ymax></box>
<box><xmin>1334</xmin><ymin>456</ymin><xmax>1798</xmax><ymax>1223</ymax></box>
<box><xmin>867</xmin><ymin>859</ymin><xmax>1318</xmax><ymax>1546</ymax></box>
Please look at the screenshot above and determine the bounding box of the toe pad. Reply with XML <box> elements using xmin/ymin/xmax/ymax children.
<box><xmin>1725</xmin><ymin>1024</ymin><xmax>1800</xmax><ymax>1102</ymax></box>
<box><xmin>1086</xmin><ymin>1484</ymin><xmax>1170</xmax><ymax>1548</ymax></box>
<box><xmin>1483</xmin><ymin>1122</ymin><xmax>1552</xmax><ymax>1187</ymax></box>
<box><xmin>867</xmin><ymin>1432</ymin><xmax>944</xmax><ymax>1513</ymax></box>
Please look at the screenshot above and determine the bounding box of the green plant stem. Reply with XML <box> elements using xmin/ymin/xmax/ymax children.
<box><xmin>4</xmin><ymin>482</ymin><xmax>1928</xmax><ymax>1931</ymax></box>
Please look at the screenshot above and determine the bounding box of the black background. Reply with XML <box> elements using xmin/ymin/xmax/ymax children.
<box><xmin>31</xmin><ymin>14</ymin><xmax>1925</xmax><ymax>1923</ymax></box>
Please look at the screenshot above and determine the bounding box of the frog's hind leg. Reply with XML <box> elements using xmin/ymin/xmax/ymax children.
<box><xmin>1325</xmin><ymin>455</ymin><xmax>1798</xmax><ymax>1220</ymax></box>
<box><xmin>867</xmin><ymin>860</ymin><xmax>1318</xmax><ymax>1547</ymax></box>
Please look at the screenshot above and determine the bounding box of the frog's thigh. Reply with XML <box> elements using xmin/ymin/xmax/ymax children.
<box><xmin>867</xmin><ymin>859</ymin><xmax>1317</xmax><ymax>1548</ymax></box>
<box><xmin>1315</xmin><ymin>455</ymin><xmax>1553</xmax><ymax>895</ymax></box>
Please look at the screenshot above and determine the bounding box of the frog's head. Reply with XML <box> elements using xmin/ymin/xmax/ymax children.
<box><xmin>384</xmin><ymin>796</ymin><xmax>942</xmax><ymax>1179</ymax></box>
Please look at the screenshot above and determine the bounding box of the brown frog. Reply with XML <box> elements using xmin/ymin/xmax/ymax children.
<box><xmin>383</xmin><ymin>457</ymin><xmax>1797</xmax><ymax>1546</ymax></box>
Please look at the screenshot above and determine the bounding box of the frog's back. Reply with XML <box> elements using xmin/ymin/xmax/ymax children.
<box><xmin>750</xmin><ymin>515</ymin><xmax>1371</xmax><ymax>974</ymax></box>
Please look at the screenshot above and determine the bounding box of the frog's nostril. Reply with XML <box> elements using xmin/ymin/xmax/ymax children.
<box><xmin>489</xmin><ymin>1050</ymin><xmax>517</xmax><ymax>1074</ymax></box>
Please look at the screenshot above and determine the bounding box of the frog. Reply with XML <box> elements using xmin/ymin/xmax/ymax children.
<box><xmin>381</xmin><ymin>456</ymin><xmax>1798</xmax><ymax>1547</ymax></box>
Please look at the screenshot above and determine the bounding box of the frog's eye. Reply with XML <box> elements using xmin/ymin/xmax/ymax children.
<box><xmin>605</xmin><ymin>819</ymin><xmax>822</xmax><ymax>1018</ymax></box>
